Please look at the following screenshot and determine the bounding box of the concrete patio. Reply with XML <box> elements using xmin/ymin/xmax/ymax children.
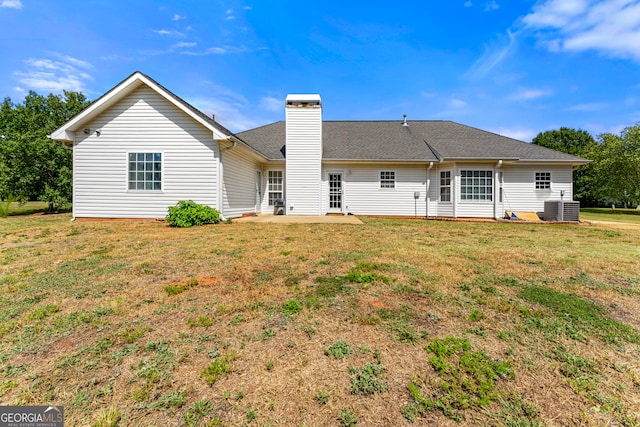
<box><xmin>234</xmin><ymin>214</ymin><xmax>363</xmax><ymax>224</ymax></box>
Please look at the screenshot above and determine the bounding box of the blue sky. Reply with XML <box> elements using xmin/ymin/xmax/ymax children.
<box><xmin>1</xmin><ymin>0</ymin><xmax>640</xmax><ymax>141</ymax></box>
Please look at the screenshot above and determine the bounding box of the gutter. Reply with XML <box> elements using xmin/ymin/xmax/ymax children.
<box><xmin>220</xmin><ymin>135</ymin><xmax>238</xmax><ymax>152</ymax></box>
<box><xmin>426</xmin><ymin>161</ymin><xmax>434</xmax><ymax>218</ymax></box>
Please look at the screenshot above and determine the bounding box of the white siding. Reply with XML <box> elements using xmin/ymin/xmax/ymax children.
<box><xmin>502</xmin><ymin>164</ymin><xmax>573</xmax><ymax>214</ymax></box>
<box><xmin>221</xmin><ymin>146</ymin><xmax>261</xmax><ymax>218</ymax></box>
<box><xmin>73</xmin><ymin>86</ymin><xmax>219</xmax><ymax>219</ymax></box>
<box><xmin>285</xmin><ymin>104</ymin><xmax>322</xmax><ymax>215</ymax></box>
<box><xmin>325</xmin><ymin>164</ymin><xmax>428</xmax><ymax>216</ymax></box>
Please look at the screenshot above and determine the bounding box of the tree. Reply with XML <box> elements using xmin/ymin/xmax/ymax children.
<box><xmin>532</xmin><ymin>127</ymin><xmax>598</xmax><ymax>206</ymax></box>
<box><xmin>0</xmin><ymin>90</ymin><xmax>89</xmax><ymax>211</ymax></box>
<box><xmin>592</xmin><ymin>125</ymin><xmax>640</xmax><ymax>208</ymax></box>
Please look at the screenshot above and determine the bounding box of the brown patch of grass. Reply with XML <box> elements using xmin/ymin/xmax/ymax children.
<box><xmin>0</xmin><ymin>216</ymin><xmax>639</xmax><ymax>425</ymax></box>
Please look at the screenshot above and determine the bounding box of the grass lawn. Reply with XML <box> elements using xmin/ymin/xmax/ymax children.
<box><xmin>1</xmin><ymin>201</ymin><xmax>49</xmax><ymax>216</ymax></box>
<box><xmin>581</xmin><ymin>208</ymin><xmax>640</xmax><ymax>225</ymax></box>
<box><xmin>0</xmin><ymin>215</ymin><xmax>639</xmax><ymax>426</ymax></box>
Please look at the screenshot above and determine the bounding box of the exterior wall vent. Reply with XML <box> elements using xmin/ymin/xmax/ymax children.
<box><xmin>543</xmin><ymin>200</ymin><xmax>580</xmax><ymax>222</ymax></box>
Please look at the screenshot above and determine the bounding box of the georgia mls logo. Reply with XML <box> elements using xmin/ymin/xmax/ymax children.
<box><xmin>0</xmin><ymin>405</ymin><xmax>64</xmax><ymax>427</ymax></box>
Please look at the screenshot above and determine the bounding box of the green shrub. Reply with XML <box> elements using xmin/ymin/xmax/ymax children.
<box><xmin>166</xmin><ymin>200</ymin><xmax>220</xmax><ymax>228</ymax></box>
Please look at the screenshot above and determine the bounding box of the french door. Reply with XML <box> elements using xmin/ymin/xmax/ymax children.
<box><xmin>328</xmin><ymin>172</ymin><xmax>343</xmax><ymax>213</ymax></box>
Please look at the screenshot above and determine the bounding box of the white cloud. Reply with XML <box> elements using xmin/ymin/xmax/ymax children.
<box><xmin>450</xmin><ymin>98</ymin><xmax>468</xmax><ymax>108</ymax></box>
<box><xmin>465</xmin><ymin>30</ymin><xmax>517</xmax><ymax>79</ymax></box>
<box><xmin>188</xmin><ymin>92</ymin><xmax>262</xmax><ymax>132</ymax></box>
<box><xmin>0</xmin><ymin>0</ymin><xmax>22</xmax><ymax>9</ymax></box>
<box><xmin>152</xmin><ymin>29</ymin><xmax>185</xmax><ymax>37</ymax></box>
<box><xmin>13</xmin><ymin>86</ymin><xmax>25</xmax><ymax>93</ymax></box>
<box><xmin>259</xmin><ymin>96</ymin><xmax>281</xmax><ymax>112</ymax></box>
<box><xmin>196</xmin><ymin>45</ymin><xmax>249</xmax><ymax>55</ymax></box>
<box><xmin>523</xmin><ymin>0</ymin><xmax>640</xmax><ymax>62</ymax></box>
<box><xmin>172</xmin><ymin>42</ymin><xmax>197</xmax><ymax>49</ymax></box>
<box><xmin>226</xmin><ymin>9</ymin><xmax>235</xmax><ymax>20</ymax></box>
<box><xmin>14</xmin><ymin>56</ymin><xmax>93</xmax><ymax>93</ymax></box>
<box><xmin>99</xmin><ymin>54</ymin><xmax>135</xmax><ymax>62</ymax></box>
<box><xmin>484</xmin><ymin>0</ymin><xmax>499</xmax><ymax>11</ymax></box>
<box><xmin>509</xmin><ymin>87</ymin><xmax>553</xmax><ymax>101</ymax></box>
<box><xmin>565</xmin><ymin>102</ymin><xmax>608</xmax><ymax>112</ymax></box>
<box><xmin>52</xmin><ymin>53</ymin><xmax>92</xmax><ymax>69</ymax></box>
<box><xmin>173</xmin><ymin>14</ymin><xmax>185</xmax><ymax>21</ymax></box>
<box><xmin>523</xmin><ymin>0</ymin><xmax>590</xmax><ymax>28</ymax></box>
<box><xmin>492</xmin><ymin>127</ymin><xmax>537</xmax><ymax>142</ymax></box>
<box><xmin>464</xmin><ymin>1</ymin><xmax>473</xmax><ymax>7</ymax></box>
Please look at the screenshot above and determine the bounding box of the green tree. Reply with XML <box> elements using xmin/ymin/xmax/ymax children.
<box><xmin>532</xmin><ymin>127</ymin><xmax>598</xmax><ymax>206</ymax></box>
<box><xmin>592</xmin><ymin>125</ymin><xmax>640</xmax><ymax>208</ymax></box>
<box><xmin>0</xmin><ymin>90</ymin><xmax>89</xmax><ymax>211</ymax></box>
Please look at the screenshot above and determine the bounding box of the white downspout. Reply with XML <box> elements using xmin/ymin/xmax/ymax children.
<box><xmin>452</xmin><ymin>162</ymin><xmax>457</xmax><ymax>218</ymax></box>
<box><xmin>426</xmin><ymin>162</ymin><xmax>434</xmax><ymax>218</ymax></box>
<box><xmin>494</xmin><ymin>160</ymin><xmax>503</xmax><ymax>219</ymax></box>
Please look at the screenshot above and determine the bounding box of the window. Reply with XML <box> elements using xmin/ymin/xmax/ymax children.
<box><xmin>267</xmin><ymin>170</ymin><xmax>283</xmax><ymax>205</ymax></box>
<box><xmin>460</xmin><ymin>170</ymin><xmax>493</xmax><ymax>201</ymax></box>
<box><xmin>440</xmin><ymin>171</ymin><xmax>451</xmax><ymax>202</ymax></box>
<box><xmin>535</xmin><ymin>172</ymin><xmax>551</xmax><ymax>190</ymax></box>
<box><xmin>128</xmin><ymin>153</ymin><xmax>161</xmax><ymax>191</ymax></box>
<box><xmin>380</xmin><ymin>171</ymin><xmax>395</xmax><ymax>189</ymax></box>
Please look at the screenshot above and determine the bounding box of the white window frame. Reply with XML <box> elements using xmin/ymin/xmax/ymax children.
<box><xmin>440</xmin><ymin>170</ymin><xmax>452</xmax><ymax>203</ymax></box>
<box><xmin>460</xmin><ymin>169</ymin><xmax>493</xmax><ymax>202</ymax></box>
<box><xmin>127</xmin><ymin>152</ymin><xmax>163</xmax><ymax>191</ymax></box>
<box><xmin>535</xmin><ymin>171</ymin><xmax>551</xmax><ymax>190</ymax></box>
<box><xmin>379</xmin><ymin>170</ymin><xmax>396</xmax><ymax>189</ymax></box>
<box><xmin>267</xmin><ymin>170</ymin><xmax>284</xmax><ymax>206</ymax></box>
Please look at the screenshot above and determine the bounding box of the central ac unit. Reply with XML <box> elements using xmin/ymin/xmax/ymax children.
<box><xmin>543</xmin><ymin>200</ymin><xmax>580</xmax><ymax>222</ymax></box>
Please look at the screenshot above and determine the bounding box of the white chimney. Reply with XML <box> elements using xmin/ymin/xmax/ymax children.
<box><xmin>285</xmin><ymin>94</ymin><xmax>322</xmax><ymax>215</ymax></box>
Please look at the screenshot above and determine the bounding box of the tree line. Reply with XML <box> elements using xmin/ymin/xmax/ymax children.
<box><xmin>0</xmin><ymin>90</ymin><xmax>638</xmax><ymax>210</ymax></box>
<box><xmin>532</xmin><ymin>126</ymin><xmax>640</xmax><ymax>208</ymax></box>
<box><xmin>0</xmin><ymin>91</ymin><xmax>89</xmax><ymax>211</ymax></box>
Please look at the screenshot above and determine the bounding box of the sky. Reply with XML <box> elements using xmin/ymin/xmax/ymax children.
<box><xmin>1</xmin><ymin>0</ymin><xmax>640</xmax><ymax>142</ymax></box>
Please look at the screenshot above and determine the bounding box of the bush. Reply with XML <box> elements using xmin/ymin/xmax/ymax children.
<box><xmin>166</xmin><ymin>200</ymin><xmax>220</xmax><ymax>227</ymax></box>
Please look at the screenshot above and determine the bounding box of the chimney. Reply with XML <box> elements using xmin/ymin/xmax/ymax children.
<box><xmin>285</xmin><ymin>94</ymin><xmax>322</xmax><ymax>215</ymax></box>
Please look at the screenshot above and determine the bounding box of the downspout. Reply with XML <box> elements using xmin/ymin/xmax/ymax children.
<box><xmin>452</xmin><ymin>162</ymin><xmax>457</xmax><ymax>219</ymax></box>
<box><xmin>217</xmin><ymin>136</ymin><xmax>238</xmax><ymax>218</ymax></box>
<box><xmin>494</xmin><ymin>160</ymin><xmax>503</xmax><ymax>219</ymax></box>
<box><xmin>426</xmin><ymin>162</ymin><xmax>434</xmax><ymax>218</ymax></box>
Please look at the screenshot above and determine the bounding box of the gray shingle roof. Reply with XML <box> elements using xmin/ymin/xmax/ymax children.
<box><xmin>236</xmin><ymin>120</ymin><xmax>588</xmax><ymax>163</ymax></box>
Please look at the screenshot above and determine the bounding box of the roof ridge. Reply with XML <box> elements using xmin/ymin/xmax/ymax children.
<box><xmin>322</xmin><ymin>119</ymin><xmax>449</xmax><ymax>123</ymax></box>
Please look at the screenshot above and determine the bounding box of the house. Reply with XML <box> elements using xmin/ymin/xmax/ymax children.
<box><xmin>50</xmin><ymin>72</ymin><xmax>589</xmax><ymax>220</ymax></box>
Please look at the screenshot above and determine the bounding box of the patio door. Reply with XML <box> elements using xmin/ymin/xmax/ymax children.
<box><xmin>328</xmin><ymin>172</ymin><xmax>343</xmax><ymax>213</ymax></box>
